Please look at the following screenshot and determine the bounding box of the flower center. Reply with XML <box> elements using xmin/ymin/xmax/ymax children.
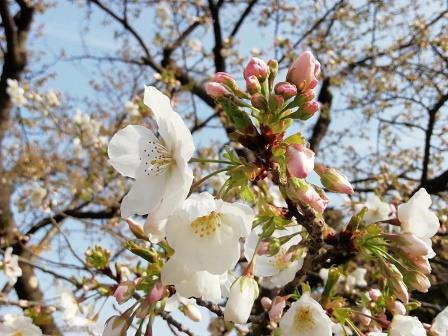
<box><xmin>269</xmin><ymin>249</ymin><xmax>292</xmax><ymax>271</ymax></box>
<box><xmin>190</xmin><ymin>211</ymin><xmax>222</xmax><ymax>238</ymax></box>
<box><xmin>294</xmin><ymin>306</ymin><xmax>315</xmax><ymax>330</ymax></box>
<box><xmin>142</xmin><ymin>140</ymin><xmax>174</xmax><ymax>176</ymax></box>
<box><xmin>13</xmin><ymin>332</ymin><xmax>24</xmax><ymax>336</ymax></box>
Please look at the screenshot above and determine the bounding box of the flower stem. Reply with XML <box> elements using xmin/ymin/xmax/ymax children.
<box><xmin>190</xmin><ymin>157</ymin><xmax>236</xmax><ymax>165</ymax></box>
<box><xmin>189</xmin><ymin>168</ymin><xmax>229</xmax><ymax>195</ymax></box>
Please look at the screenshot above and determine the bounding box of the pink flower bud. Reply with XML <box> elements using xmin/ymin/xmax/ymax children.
<box><xmin>244</xmin><ymin>57</ymin><xmax>269</xmax><ymax>81</ymax></box>
<box><xmin>269</xmin><ymin>94</ymin><xmax>284</xmax><ymax>111</ymax></box>
<box><xmin>409</xmin><ymin>256</ymin><xmax>431</xmax><ymax>274</ymax></box>
<box><xmin>212</xmin><ymin>72</ymin><xmax>237</xmax><ymax>87</ymax></box>
<box><xmin>251</xmin><ymin>93</ymin><xmax>268</xmax><ymax>110</ymax></box>
<box><xmin>392</xmin><ymin>279</ymin><xmax>409</xmax><ymax>304</ymax></box>
<box><xmin>286</xmin><ymin>144</ymin><xmax>315</xmax><ymax>179</ymax></box>
<box><xmin>246</xmin><ymin>75</ymin><xmax>261</xmax><ymax>95</ymax></box>
<box><xmin>369</xmin><ymin>289</ymin><xmax>382</xmax><ymax>301</ymax></box>
<box><xmin>126</xmin><ymin>218</ymin><xmax>146</xmax><ymax>240</ymax></box>
<box><xmin>114</xmin><ymin>281</ymin><xmax>135</xmax><ymax>304</ymax></box>
<box><xmin>205</xmin><ymin>82</ymin><xmax>232</xmax><ymax>98</ymax></box>
<box><xmin>274</xmin><ymin>82</ymin><xmax>297</xmax><ymax>99</ymax></box>
<box><xmin>390</xmin><ymin>300</ymin><xmax>406</xmax><ymax>315</ymax></box>
<box><xmin>261</xmin><ymin>297</ymin><xmax>272</xmax><ymax>311</ymax></box>
<box><xmin>256</xmin><ymin>241</ymin><xmax>270</xmax><ymax>255</ymax></box>
<box><xmin>289</xmin><ymin>183</ymin><xmax>329</xmax><ymax>213</ymax></box>
<box><xmin>315</xmin><ymin>163</ymin><xmax>354</xmax><ymax>195</ymax></box>
<box><xmin>409</xmin><ymin>272</ymin><xmax>431</xmax><ymax>293</ymax></box>
<box><xmin>148</xmin><ymin>281</ymin><xmax>165</xmax><ymax>304</ymax></box>
<box><xmin>287</xmin><ymin>51</ymin><xmax>321</xmax><ymax>91</ymax></box>
<box><xmin>268</xmin><ymin>296</ymin><xmax>287</xmax><ymax>323</ymax></box>
<box><xmin>299</xmin><ymin>101</ymin><xmax>320</xmax><ymax>120</ymax></box>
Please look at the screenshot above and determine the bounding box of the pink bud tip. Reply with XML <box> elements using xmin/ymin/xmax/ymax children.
<box><xmin>148</xmin><ymin>281</ymin><xmax>165</xmax><ymax>304</ymax></box>
<box><xmin>205</xmin><ymin>82</ymin><xmax>232</xmax><ymax>98</ymax></box>
<box><xmin>286</xmin><ymin>51</ymin><xmax>320</xmax><ymax>91</ymax></box>
<box><xmin>286</xmin><ymin>144</ymin><xmax>315</xmax><ymax>179</ymax></box>
<box><xmin>274</xmin><ymin>82</ymin><xmax>297</xmax><ymax>99</ymax></box>
<box><xmin>244</xmin><ymin>57</ymin><xmax>269</xmax><ymax>81</ymax></box>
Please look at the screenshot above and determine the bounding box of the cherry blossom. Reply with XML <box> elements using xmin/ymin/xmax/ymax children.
<box><xmin>431</xmin><ymin>306</ymin><xmax>448</xmax><ymax>335</ymax></box>
<box><xmin>165</xmin><ymin>192</ymin><xmax>254</xmax><ymax>274</ymax></box>
<box><xmin>279</xmin><ymin>292</ymin><xmax>332</xmax><ymax>336</ymax></box>
<box><xmin>398</xmin><ymin>188</ymin><xmax>439</xmax><ymax>239</ymax></box>
<box><xmin>6</xmin><ymin>79</ymin><xmax>27</xmax><ymax>106</ymax></box>
<box><xmin>108</xmin><ymin>86</ymin><xmax>194</xmax><ymax>219</ymax></box>
<box><xmin>2</xmin><ymin>247</ymin><xmax>22</xmax><ymax>285</ymax></box>
<box><xmin>0</xmin><ymin>314</ymin><xmax>42</xmax><ymax>336</ymax></box>
<box><xmin>355</xmin><ymin>195</ymin><xmax>391</xmax><ymax>224</ymax></box>
<box><xmin>244</xmin><ymin>225</ymin><xmax>305</xmax><ymax>288</ymax></box>
<box><xmin>389</xmin><ymin>315</ymin><xmax>426</xmax><ymax>336</ymax></box>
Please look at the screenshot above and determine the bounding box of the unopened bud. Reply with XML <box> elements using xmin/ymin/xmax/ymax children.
<box><xmin>126</xmin><ymin>218</ymin><xmax>147</xmax><ymax>240</ymax></box>
<box><xmin>275</xmin><ymin>82</ymin><xmax>297</xmax><ymax>99</ymax></box>
<box><xmin>269</xmin><ymin>94</ymin><xmax>284</xmax><ymax>112</ymax></box>
<box><xmin>368</xmin><ymin>289</ymin><xmax>382</xmax><ymax>301</ymax></box>
<box><xmin>244</xmin><ymin>57</ymin><xmax>269</xmax><ymax>81</ymax></box>
<box><xmin>148</xmin><ymin>281</ymin><xmax>165</xmax><ymax>304</ymax></box>
<box><xmin>212</xmin><ymin>72</ymin><xmax>248</xmax><ymax>99</ymax></box>
<box><xmin>298</xmin><ymin>101</ymin><xmax>320</xmax><ymax>120</ymax></box>
<box><xmin>315</xmin><ymin>163</ymin><xmax>354</xmax><ymax>195</ymax></box>
<box><xmin>114</xmin><ymin>281</ymin><xmax>135</xmax><ymax>304</ymax></box>
<box><xmin>261</xmin><ymin>297</ymin><xmax>272</xmax><ymax>311</ymax></box>
<box><xmin>182</xmin><ymin>303</ymin><xmax>202</xmax><ymax>322</ymax></box>
<box><xmin>251</xmin><ymin>93</ymin><xmax>268</xmax><ymax>110</ymax></box>
<box><xmin>246</xmin><ymin>75</ymin><xmax>261</xmax><ymax>95</ymax></box>
<box><xmin>268</xmin><ymin>296</ymin><xmax>287</xmax><ymax>323</ymax></box>
<box><xmin>409</xmin><ymin>255</ymin><xmax>431</xmax><ymax>274</ymax></box>
<box><xmin>390</xmin><ymin>300</ymin><xmax>406</xmax><ymax>315</ymax></box>
<box><xmin>267</xmin><ymin>59</ymin><xmax>278</xmax><ymax>79</ymax></box>
<box><xmin>408</xmin><ymin>271</ymin><xmax>431</xmax><ymax>293</ymax></box>
<box><xmin>286</xmin><ymin>51</ymin><xmax>320</xmax><ymax>91</ymax></box>
<box><xmin>287</xmin><ymin>144</ymin><xmax>315</xmax><ymax>179</ymax></box>
<box><xmin>287</xmin><ymin>179</ymin><xmax>329</xmax><ymax>213</ymax></box>
<box><xmin>205</xmin><ymin>82</ymin><xmax>232</xmax><ymax>98</ymax></box>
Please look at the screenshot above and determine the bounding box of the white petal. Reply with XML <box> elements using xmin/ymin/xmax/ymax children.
<box><xmin>398</xmin><ymin>189</ymin><xmax>439</xmax><ymax>239</ymax></box>
<box><xmin>143</xmin><ymin>86</ymin><xmax>194</xmax><ymax>161</ymax></box>
<box><xmin>120</xmin><ymin>173</ymin><xmax>166</xmax><ymax>218</ymax></box>
<box><xmin>161</xmin><ymin>257</ymin><xmax>222</xmax><ymax>303</ymax></box>
<box><xmin>155</xmin><ymin>164</ymin><xmax>193</xmax><ymax>219</ymax></box>
<box><xmin>432</xmin><ymin>306</ymin><xmax>448</xmax><ymax>335</ymax></box>
<box><xmin>108</xmin><ymin>125</ymin><xmax>158</xmax><ymax>178</ymax></box>
<box><xmin>218</xmin><ymin>200</ymin><xmax>255</xmax><ymax>238</ymax></box>
<box><xmin>390</xmin><ymin>315</ymin><xmax>426</xmax><ymax>336</ymax></box>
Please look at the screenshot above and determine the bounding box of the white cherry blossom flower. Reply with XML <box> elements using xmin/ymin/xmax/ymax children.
<box><xmin>279</xmin><ymin>292</ymin><xmax>332</xmax><ymax>336</ymax></box>
<box><xmin>355</xmin><ymin>195</ymin><xmax>391</xmax><ymax>224</ymax></box>
<box><xmin>332</xmin><ymin>322</ymin><xmax>353</xmax><ymax>336</ymax></box>
<box><xmin>432</xmin><ymin>306</ymin><xmax>448</xmax><ymax>336</ymax></box>
<box><xmin>165</xmin><ymin>192</ymin><xmax>254</xmax><ymax>274</ymax></box>
<box><xmin>161</xmin><ymin>256</ymin><xmax>222</xmax><ymax>303</ymax></box>
<box><xmin>108</xmin><ymin>86</ymin><xmax>194</xmax><ymax>219</ymax></box>
<box><xmin>0</xmin><ymin>314</ymin><xmax>42</xmax><ymax>336</ymax></box>
<box><xmin>244</xmin><ymin>225</ymin><xmax>304</xmax><ymax>288</ymax></box>
<box><xmin>6</xmin><ymin>79</ymin><xmax>27</xmax><ymax>106</ymax></box>
<box><xmin>389</xmin><ymin>315</ymin><xmax>426</xmax><ymax>336</ymax></box>
<box><xmin>124</xmin><ymin>100</ymin><xmax>139</xmax><ymax>116</ymax></box>
<box><xmin>224</xmin><ymin>276</ymin><xmax>259</xmax><ymax>324</ymax></box>
<box><xmin>398</xmin><ymin>188</ymin><xmax>439</xmax><ymax>239</ymax></box>
<box><xmin>346</xmin><ymin>267</ymin><xmax>368</xmax><ymax>289</ymax></box>
<box><xmin>2</xmin><ymin>247</ymin><xmax>22</xmax><ymax>285</ymax></box>
<box><xmin>46</xmin><ymin>89</ymin><xmax>60</xmax><ymax>107</ymax></box>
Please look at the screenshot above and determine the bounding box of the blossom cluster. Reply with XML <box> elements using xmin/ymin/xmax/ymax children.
<box><xmin>2</xmin><ymin>51</ymin><xmax>445</xmax><ymax>336</ymax></box>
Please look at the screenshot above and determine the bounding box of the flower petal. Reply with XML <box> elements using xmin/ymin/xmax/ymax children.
<box><xmin>120</xmin><ymin>173</ymin><xmax>166</xmax><ymax>218</ymax></box>
<box><xmin>108</xmin><ymin>125</ymin><xmax>158</xmax><ymax>178</ymax></box>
